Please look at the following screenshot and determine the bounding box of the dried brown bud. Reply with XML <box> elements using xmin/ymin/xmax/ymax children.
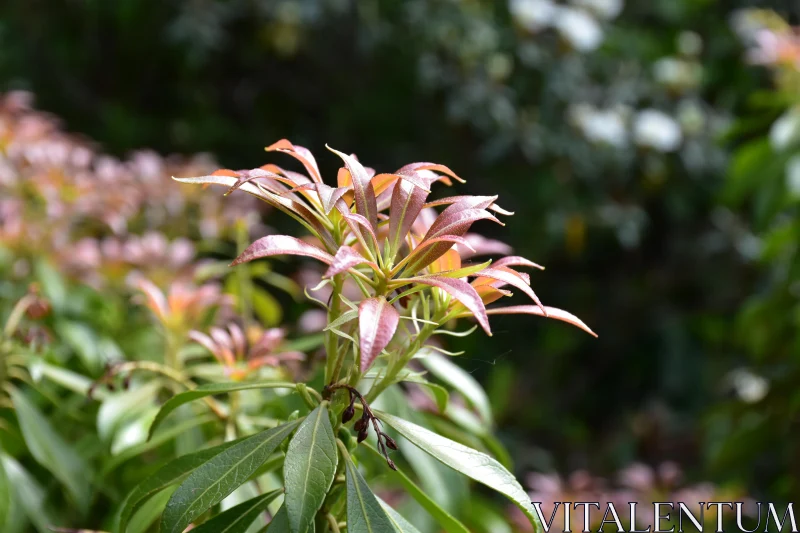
<box><xmin>387</xmin><ymin>459</ymin><xmax>397</xmax><ymax>471</ymax></box>
<box><xmin>357</xmin><ymin>428</ymin><xmax>369</xmax><ymax>443</ymax></box>
<box><xmin>342</xmin><ymin>404</ymin><xmax>356</xmax><ymax>424</ymax></box>
<box><xmin>353</xmin><ymin>417</ymin><xmax>368</xmax><ymax>432</ymax></box>
<box><xmin>384</xmin><ymin>435</ymin><xmax>398</xmax><ymax>450</ymax></box>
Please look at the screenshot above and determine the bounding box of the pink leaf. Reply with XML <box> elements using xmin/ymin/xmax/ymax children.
<box><xmin>473</xmin><ymin>267</ymin><xmax>545</xmax><ymax>315</ymax></box>
<box><xmin>397</xmin><ymin>162</ymin><xmax>465</xmax><ymax>184</ymax></box>
<box><xmin>231</xmin><ymin>235</ymin><xmax>334</xmax><ymax>266</ymax></box>
<box><xmin>315</xmin><ymin>183</ymin><xmax>349</xmax><ymax>214</ymax></box>
<box><xmin>424</xmin><ymin>195</ymin><xmax>513</xmax><ymax>215</ymax></box>
<box><xmin>389</xmin><ymin>179</ymin><xmax>429</xmax><ymax>257</ymax></box>
<box><xmin>493</xmin><ymin>256</ymin><xmax>545</xmax><ymax>270</ymax></box>
<box><xmin>324</xmin><ymin>246</ymin><xmax>379</xmax><ymax>278</ymax></box>
<box><xmin>484</xmin><ymin>306</ymin><xmax>597</xmax><ymax>337</ymax></box>
<box><xmin>358</xmin><ymin>297</ymin><xmax>400</xmax><ymax>372</ymax></box>
<box><xmin>265</xmin><ymin>139</ymin><xmax>322</xmax><ymax>183</ymax></box>
<box><xmin>407</xmin><ymin>276</ymin><xmax>491</xmax><ymax>335</ymax></box>
<box><xmin>327</xmin><ymin>145</ymin><xmax>378</xmax><ymax>230</ymax></box>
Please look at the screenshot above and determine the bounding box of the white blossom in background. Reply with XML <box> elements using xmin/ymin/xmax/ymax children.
<box><xmin>769</xmin><ymin>108</ymin><xmax>800</xmax><ymax>150</ymax></box>
<box><xmin>554</xmin><ymin>7</ymin><xmax>604</xmax><ymax>52</ymax></box>
<box><xmin>569</xmin><ymin>103</ymin><xmax>628</xmax><ymax>147</ymax></box>
<box><xmin>509</xmin><ymin>0</ymin><xmax>557</xmax><ymax>32</ymax></box>
<box><xmin>633</xmin><ymin>109</ymin><xmax>683</xmax><ymax>152</ymax></box>
<box><xmin>787</xmin><ymin>155</ymin><xmax>800</xmax><ymax>197</ymax></box>
<box><xmin>729</xmin><ymin>369</ymin><xmax>769</xmax><ymax>404</ymax></box>
<box><xmin>571</xmin><ymin>0</ymin><xmax>623</xmax><ymax>20</ymax></box>
<box><xmin>653</xmin><ymin>57</ymin><xmax>702</xmax><ymax>89</ymax></box>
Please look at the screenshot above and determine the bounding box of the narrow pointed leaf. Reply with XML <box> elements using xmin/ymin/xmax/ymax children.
<box><xmin>191</xmin><ymin>490</ymin><xmax>282</xmax><ymax>533</ymax></box>
<box><xmin>424</xmin><ymin>195</ymin><xmax>512</xmax><ymax>215</ymax></box>
<box><xmin>393</xmin><ymin>235</ymin><xmax>475</xmax><ymax>276</ymax></box>
<box><xmin>473</xmin><ymin>267</ymin><xmax>546</xmax><ymax>314</ymax></box>
<box><xmin>266</xmin><ymin>139</ymin><xmax>322</xmax><ymax>182</ymax></box>
<box><xmin>117</xmin><ymin>437</ymin><xmax>248</xmax><ymax>532</ymax></box>
<box><xmin>231</xmin><ymin>235</ymin><xmax>334</xmax><ymax>267</ymax></box>
<box><xmin>493</xmin><ymin>256</ymin><xmax>545</xmax><ymax>270</ymax></box>
<box><xmin>0</xmin><ymin>457</ymin><xmax>9</xmax><ymax>530</ymax></box>
<box><xmin>484</xmin><ymin>305</ymin><xmax>597</xmax><ymax>337</ymax></box>
<box><xmin>397</xmin><ymin>162</ymin><xmax>464</xmax><ymax>184</ymax></box>
<box><xmin>364</xmin><ymin>444</ymin><xmax>469</xmax><ymax>533</ymax></box>
<box><xmin>375</xmin><ymin>411</ymin><xmax>542</xmax><ymax>533</ymax></box>
<box><xmin>161</xmin><ymin>421</ymin><xmax>301</xmax><ymax>533</ymax></box>
<box><xmin>344</xmin><ymin>453</ymin><xmax>397</xmax><ymax>533</ymax></box>
<box><xmin>324</xmin><ymin>246</ymin><xmax>378</xmax><ymax>278</ymax></box>
<box><xmin>174</xmin><ymin>174</ymin><xmax>273</xmax><ymax>203</ymax></box>
<box><xmin>406</xmin><ymin>276</ymin><xmax>490</xmax><ymax>335</ymax></box>
<box><xmin>389</xmin><ymin>179</ymin><xmax>428</xmax><ymax>258</ymax></box>
<box><xmin>358</xmin><ymin>298</ymin><xmax>400</xmax><ymax>372</ymax></box>
<box><xmin>10</xmin><ymin>389</ymin><xmax>90</xmax><ymax>511</ymax></box>
<box><xmin>327</xmin><ymin>146</ymin><xmax>378</xmax><ymax>230</ymax></box>
<box><xmin>284</xmin><ymin>405</ymin><xmax>338</xmax><ymax>533</ymax></box>
<box><xmin>378</xmin><ymin>498</ymin><xmax>423</xmax><ymax>533</ymax></box>
<box><xmin>149</xmin><ymin>381</ymin><xmax>299</xmax><ymax>439</ymax></box>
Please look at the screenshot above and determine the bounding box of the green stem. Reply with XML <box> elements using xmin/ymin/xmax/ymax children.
<box><xmin>325</xmin><ymin>276</ymin><xmax>345</xmax><ymax>383</ymax></box>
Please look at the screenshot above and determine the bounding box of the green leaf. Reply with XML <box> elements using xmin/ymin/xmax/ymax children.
<box><xmin>1</xmin><ymin>455</ymin><xmax>58</xmax><ymax>533</ymax></box>
<box><xmin>117</xmin><ymin>437</ymin><xmax>248</xmax><ymax>533</ymax></box>
<box><xmin>0</xmin><ymin>456</ymin><xmax>10</xmax><ymax>530</ymax></box>
<box><xmin>364</xmin><ymin>444</ymin><xmax>468</xmax><ymax>533</ymax></box>
<box><xmin>376</xmin><ymin>411</ymin><xmax>542</xmax><ymax>533</ymax></box>
<box><xmin>148</xmin><ymin>381</ymin><xmax>298</xmax><ymax>438</ymax></box>
<box><xmin>10</xmin><ymin>388</ymin><xmax>90</xmax><ymax>511</ymax></box>
<box><xmin>127</xmin><ymin>485</ymin><xmax>175</xmax><ymax>533</ymax></box>
<box><xmin>55</xmin><ymin>320</ymin><xmax>104</xmax><ymax>375</ymax></box>
<box><xmin>161</xmin><ymin>420</ymin><xmax>300</xmax><ymax>533</ymax></box>
<box><xmin>377</xmin><ymin>497</ymin><xmax>422</xmax><ymax>533</ymax></box>
<box><xmin>344</xmin><ymin>453</ymin><xmax>397</xmax><ymax>533</ymax></box>
<box><xmin>284</xmin><ymin>405</ymin><xmax>338</xmax><ymax>533</ymax></box>
<box><xmin>98</xmin><ymin>381</ymin><xmax>161</xmax><ymax>442</ymax></box>
<box><xmin>420</xmin><ymin>353</ymin><xmax>491</xmax><ymax>425</ymax></box>
<box><xmin>191</xmin><ymin>490</ymin><xmax>282</xmax><ymax>533</ymax></box>
<box><xmin>103</xmin><ymin>414</ymin><xmax>216</xmax><ymax>476</ymax></box>
<box><xmin>400</xmin><ymin>373</ymin><xmax>449</xmax><ymax>413</ymax></box>
<box><xmin>253</xmin><ymin>287</ymin><xmax>283</xmax><ymax>327</ymax></box>
<box><xmin>265</xmin><ymin>505</ymin><xmax>290</xmax><ymax>532</ymax></box>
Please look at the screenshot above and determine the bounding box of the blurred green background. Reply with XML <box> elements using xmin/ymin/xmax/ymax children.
<box><xmin>1</xmin><ymin>0</ymin><xmax>798</xmax><ymax>508</ymax></box>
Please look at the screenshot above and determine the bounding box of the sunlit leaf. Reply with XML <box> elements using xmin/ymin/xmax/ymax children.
<box><xmin>365</xmin><ymin>445</ymin><xmax>468</xmax><ymax>533</ymax></box>
<box><xmin>405</xmin><ymin>276</ymin><xmax>491</xmax><ymax>335</ymax></box>
<box><xmin>389</xmin><ymin>179</ymin><xmax>428</xmax><ymax>257</ymax></box>
<box><xmin>377</xmin><ymin>497</ymin><xmax>423</xmax><ymax>533</ymax></box>
<box><xmin>266</xmin><ymin>139</ymin><xmax>323</xmax><ymax>183</ymax></box>
<box><xmin>375</xmin><ymin>411</ymin><xmax>542</xmax><ymax>533</ymax></box>
<box><xmin>161</xmin><ymin>420</ymin><xmax>301</xmax><ymax>533</ymax></box>
<box><xmin>327</xmin><ymin>146</ymin><xmax>378</xmax><ymax>230</ymax></box>
<box><xmin>284</xmin><ymin>405</ymin><xmax>338</xmax><ymax>533</ymax></box>
<box><xmin>324</xmin><ymin>246</ymin><xmax>379</xmax><ymax>278</ymax></box>
<box><xmin>473</xmin><ymin>267</ymin><xmax>545</xmax><ymax>314</ymax></box>
<box><xmin>358</xmin><ymin>298</ymin><xmax>400</xmax><ymax>372</ymax></box>
<box><xmin>231</xmin><ymin>235</ymin><xmax>334</xmax><ymax>267</ymax></box>
<box><xmin>483</xmin><ymin>305</ymin><xmax>597</xmax><ymax>337</ymax></box>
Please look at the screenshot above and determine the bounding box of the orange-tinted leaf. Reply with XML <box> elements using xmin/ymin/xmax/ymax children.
<box><xmin>358</xmin><ymin>297</ymin><xmax>400</xmax><ymax>372</ymax></box>
<box><xmin>212</xmin><ymin>169</ymin><xmax>240</xmax><ymax>177</ymax></box>
<box><xmin>231</xmin><ymin>235</ymin><xmax>334</xmax><ymax>266</ymax></box>
<box><xmin>324</xmin><ymin>246</ymin><xmax>379</xmax><ymax>278</ymax></box>
<box><xmin>407</xmin><ymin>276</ymin><xmax>491</xmax><ymax>335</ymax></box>
<box><xmin>265</xmin><ymin>139</ymin><xmax>322</xmax><ymax>183</ymax></box>
<box><xmin>484</xmin><ymin>306</ymin><xmax>597</xmax><ymax>337</ymax></box>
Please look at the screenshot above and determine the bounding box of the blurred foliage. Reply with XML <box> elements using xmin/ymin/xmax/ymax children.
<box><xmin>0</xmin><ymin>0</ymin><xmax>798</xmax><ymax>519</ymax></box>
